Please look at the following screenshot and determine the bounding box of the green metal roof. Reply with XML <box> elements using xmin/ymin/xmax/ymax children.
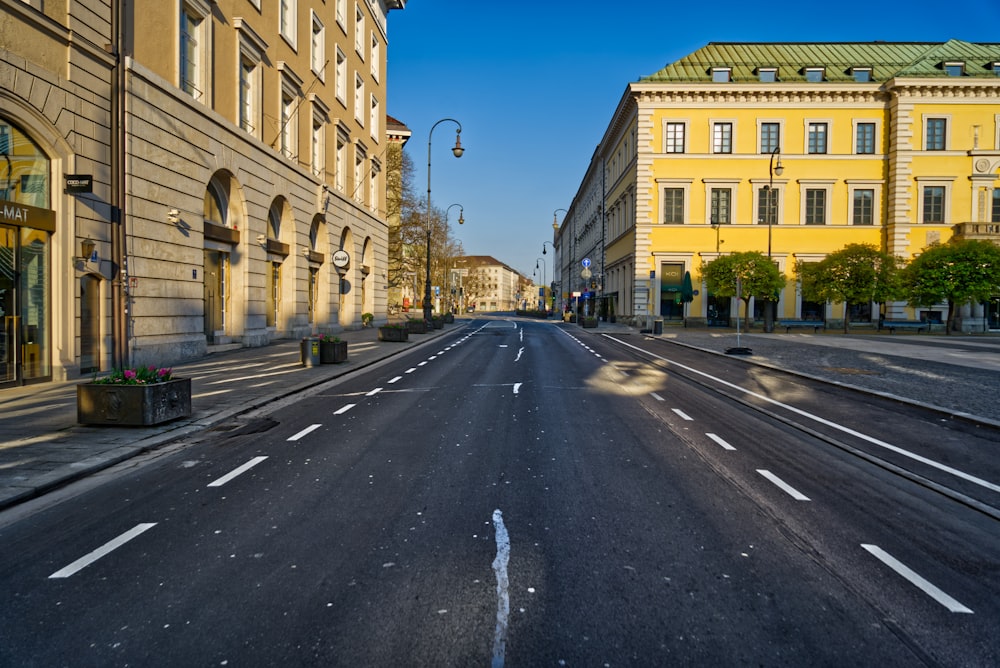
<box><xmin>640</xmin><ymin>40</ymin><xmax>1000</xmax><ymax>83</ymax></box>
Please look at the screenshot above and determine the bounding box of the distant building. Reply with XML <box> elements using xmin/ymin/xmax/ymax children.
<box><xmin>558</xmin><ymin>40</ymin><xmax>1000</xmax><ymax>331</ymax></box>
<box><xmin>452</xmin><ymin>255</ymin><xmax>528</xmax><ymax>312</ymax></box>
<box><xmin>1</xmin><ymin>0</ymin><xmax>406</xmax><ymax>388</ymax></box>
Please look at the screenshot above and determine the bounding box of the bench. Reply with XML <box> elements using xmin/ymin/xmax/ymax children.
<box><xmin>777</xmin><ymin>319</ymin><xmax>824</xmax><ymax>333</ymax></box>
<box><xmin>880</xmin><ymin>320</ymin><xmax>927</xmax><ymax>334</ymax></box>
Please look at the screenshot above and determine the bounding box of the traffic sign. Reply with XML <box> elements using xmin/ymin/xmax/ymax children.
<box><xmin>582</xmin><ymin>258</ymin><xmax>591</xmax><ymax>268</ymax></box>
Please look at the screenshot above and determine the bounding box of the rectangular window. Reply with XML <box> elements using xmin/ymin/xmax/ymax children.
<box><xmin>335</xmin><ymin>133</ymin><xmax>346</xmax><ymax>192</ymax></box>
<box><xmin>926</xmin><ymin>118</ymin><xmax>946</xmax><ymax>150</ymax></box>
<box><xmin>279</xmin><ymin>0</ymin><xmax>297</xmax><ymax>48</ymax></box>
<box><xmin>944</xmin><ymin>62</ymin><xmax>965</xmax><ymax>77</ymax></box>
<box><xmin>369</xmin><ymin>94</ymin><xmax>379</xmax><ymax>140</ymax></box>
<box><xmin>266</xmin><ymin>262</ymin><xmax>280</xmax><ymax>328</ymax></box>
<box><xmin>355</xmin><ymin>5</ymin><xmax>365</xmax><ymax>56</ymax></box>
<box><xmin>336</xmin><ymin>48</ymin><xmax>347</xmax><ymax>104</ymax></box>
<box><xmin>805</xmin><ymin>189</ymin><xmax>826</xmax><ymax>224</ymax></box>
<box><xmin>336</xmin><ymin>0</ymin><xmax>346</xmax><ymax>28</ymax></box>
<box><xmin>311</xmin><ymin>13</ymin><xmax>325</xmax><ymax>78</ymax></box>
<box><xmin>757</xmin><ymin>187</ymin><xmax>778</xmax><ymax>224</ymax></box>
<box><xmin>713</xmin><ymin>123</ymin><xmax>732</xmax><ymax>154</ymax></box>
<box><xmin>852</xmin><ymin>189</ymin><xmax>874</xmax><ymax>225</ymax></box>
<box><xmin>354</xmin><ymin>73</ymin><xmax>364</xmax><ymax>124</ymax></box>
<box><xmin>805</xmin><ymin>67</ymin><xmax>824</xmax><ymax>82</ymax></box>
<box><xmin>665</xmin><ymin>122</ymin><xmax>685</xmax><ymax>153</ymax></box>
<box><xmin>180</xmin><ymin>8</ymin><xmax>201</xmax><ymax>97</ymax></box>
<box><xmin>663</xmin><ymin>189</ymin><xmax>684</xmax><ymax>224</ymax></box>
<box><xmin>712</xmin><ymin>68</ymin><xmax>731</xmax><ymax>82</ymax></box>
<box><xmin>993</xmin><ymin>189</ymin><xmax>1000</xmax><ymax>222</ymax></box>
<box><xmin>280</xmin><ymin>91</ymin><xmax>296</xmax><ymax>159</ymax></box>
<box><xmin>312</xmin><ymin>118</ymin><xmax>324</xmax><ymax>177</ymax></box>
<box><xmin>710</xmin><ymin>188</ymin><xmax>731</xmax><ymax>224</ymax></box>
<box><xmin>808</xmin><ymin>122</ymin><xmax>827</xmax><ymax>154</ymax></box>
<box><xmin>923</xmin><ymin>186</ymin><xmax>945</xmax><ymax>223</ymax></box>
<box><xmin>354</xmin><ymin>150</ymin><xmax>365</xmax><ymax>203</ymax></box>
<box><xmin>758</xmin><ymin>68</ymin><xmax>777</xmax><ymax>82</ymax></box>
<box><xmin>856</xmin><ymin>123</ymin><xmax>876</xmax><ymax>154</ymax></box>
<box><xmin>852</xmin><ymin>68</ymin><xmax>873</xmax><ymax>82</ymax></box>
<box><xmin>239</xmin><ymin>59</ymin><xmax>255</xmax><ymax>133</ymax></box>
<box><xmin>370</xmin><ymin>34</ymin><xmax>380</xmax><ymax>81</ymax></box>
<box><xmin>760</xmin><ymin>123</ymin><xmax>779</xmax><ymax>153</ymax></box>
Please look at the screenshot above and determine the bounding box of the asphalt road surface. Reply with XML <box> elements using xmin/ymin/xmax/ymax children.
<box><xmin>1</xmin><ymin>319</ymin><xmax>997</xmax><ymax>666</ymax></box>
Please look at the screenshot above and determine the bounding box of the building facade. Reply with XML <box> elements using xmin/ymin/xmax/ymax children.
<box><xmin>452</xmin><ymin>255</ymin><xmax>527</xmax><ymax>313</ymax></box>
<box><xmin>557</xmin><ymin>41</ymin><xmax>1000</xmax><ymax>331</ymax></box>
<box><xmin>1</xmin><ymin>0</ymin><xmax>405</xmax><ymax>389</ymax></box>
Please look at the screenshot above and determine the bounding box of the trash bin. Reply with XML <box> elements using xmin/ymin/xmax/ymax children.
<box><xmin>300</xmin><ymin>337</ymin><xmax>321</xmax><ymax>367</ymax></box>
<box><xmin>653</xmin><ymin>319</ymin><xmax>663</xmax><ymax>335</ymax></box>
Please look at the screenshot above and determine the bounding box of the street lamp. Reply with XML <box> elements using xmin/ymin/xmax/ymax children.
<box><xmin>535</xmin><ymin>257</ymin><xmax>546</xmax><ymax>311</ymax></box>
<box><xmin>425</xmin><ymin>118</ymin><xmax>464</xmax><ymax>322</ymax></box>
<box><xmin>445</xmin><ymin>203</ymin><xmax>465</xmax><ymax>226</ymax></box>
<box><xmin>764</xmin><ymin>146</ymin><xmax>783</xmax><ymax>332</ymax></box>
<box><xmin>552</xmin><ymin>208</ymin><xmax>567</xmax><ymax>231</ymax></box>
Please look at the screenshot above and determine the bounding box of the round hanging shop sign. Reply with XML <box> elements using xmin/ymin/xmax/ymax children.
<box><xmin>332</xmin><ymin>250</ymin><xmax>350</xmax><ymax>269</ymax></box>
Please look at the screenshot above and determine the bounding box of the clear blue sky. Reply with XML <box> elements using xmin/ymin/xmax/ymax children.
<box><xmin>386</xmin><ymin>0</ymin><xmax>1000</xmax><ymax>283</ymax></box>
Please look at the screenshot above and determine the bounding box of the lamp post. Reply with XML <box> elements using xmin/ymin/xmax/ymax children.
<box><xmin>764</xmin><ymin>146</ymin><xmax>783</xmax><ymax>332</ymax></box>
<box><xmin>710</xmin><ymin>218</ymin><xmax>721</xmax><ymax>254</ymax></box>
<box><xmin>424</xmin><ymin>119</ymin><xmax>464</xmax><ymax>322</ymax></box>
<box><xmin>535</xmin><ymin>257</ymin><xmax>546</xmax><ymax>312</ymax></box>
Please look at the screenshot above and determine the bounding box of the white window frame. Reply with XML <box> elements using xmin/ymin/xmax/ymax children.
<box><xmin>751</xmin><ymin>177</ymin><xmax>786</xmax><ymax>226</ymax></box>
<box><xmin>370</xmin><ymin>32</ymin><xmax>380</xmax><ymax>82</ymax></box>
<box><xmin>703</xmin><ymin>179</ymin><xmax>740</xmax><ymax>225</ymax></box>
<box><xmin>355</xmin><ymin>4</ymin><xmax>365</xmax><ymax>58</ymax></box>
<box><xmin>310</xmin><ymin>11</ymin><xmax>325</xmax><ymax>80</ymax></box>
<box><xmin>335</xmin><ymin>47</ymin><xmax>347</xmax><ymax>107</ymax></box>
<box><xmin>279</xmin><ymin>0</ymin><xmax>298</xmax><ymax>50</ymax></box>
<box><xmin>369</xmin><ymin>160</ymin><xmax>379</xmax><ymax>213</ymax></box>
<box><xmin>235</xmin><ymin>18</ymin><xmax>268</xmax><ymax>139</ymax></box>
<box><xmin>179</xmin><ymin>0</ymin><xmax>213</xmax><ymax>101</ymax></box>
<box><xmin>335</xmin><ymin>127</ymin><xmax>349</xmax><ymax>193</ymax></box>
<box><xmin>846</xmin><ymin>180</ymin><xmax>882</xmax><ymax>226</ymax></box>
<box><xmin>804</xmin><ymin>67</ymin><xmax>825</xmax><ymax>82</ymax></box>
<box><xmin>336</xmin><ymin>0</ymin><xmax>347</xmax><ymax>32</ymax></box>
<box><xmin>277</xmin><ymin>63</ymin><xmax>303</xmax><ymax>161</ymax></box>
<box><xmin>758</xmin><ymin>67</ymin><xmax>778</xmax><ymax>83</ymax></box>
<box><xmin>757</xmin><ymin>119</ymin><xmax>783</xmax><ymax>154</ymax></box>
<box><xmin>922</xmin><ymin>114</ymin><xmax>951</xmax><ymax>151</ymax></box>
<box><xmin>852</xmin><ymin>119</ymin><xmax>881</xmax><ymax>155</ymax></box>
<box><xmin>916</xmin><ymin>176</ymin><xmax>956</xmax><ymax>225</ymax></box>
<box><xmin>711</xmin><ymin>120</ymin><xmax>735</xmax><ymax>154</ymax></box>
<box><xmin>354</xmin><ymin>144</ymin><xmax>366</xmax><ymax>204</ymax></box>
<box><xmin>805</xmin><ymin>119</ymin><xmax>831</xmax><ymax>154</ymax></box>
<box><xmin>851</xmin><ymin>67</ymin><xmax>873</xmax><ymax>83</ymax></box>
<box><xmin>662</xmin><ymin>120</ymin><xmax>687</xmax><ymax>154</ymax></box>
<box><xmin>711</xmin><ymin>67</ymin><xmax>731</xmax><ymax>82</ymax></box>
<box><xmin>798</xmin><ymin>180</ymin><xmax>835</xmax><ymax>225</ymax></box>
<box><xmin>655</xmin><ymin>178</ymin><xmax>693</xmax><ymax>224</ymax></box>
<box><xmin>354</xmin><ymin>72</ymin><xmax>365</xmax><ymax>125</ymax></box>
<box><xmin>369</xmin><ymin>94</ymin><xmax>379</xmax><ymax>141</ymax></box>
<box><xmin>310</xmin><ymin>94</ymin><xmax>329</xmax><ymax>178</ymax></box>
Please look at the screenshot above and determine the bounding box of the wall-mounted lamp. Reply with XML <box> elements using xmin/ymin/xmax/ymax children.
<box><xmin>167</xmin><ymin>208</ymin><xmax>181</xmax><ymax>224</ymax></box>
<box><xmin>80</xmin><ymin>238</ymin><xmax>96</xmax><ymax>263</ymax></box>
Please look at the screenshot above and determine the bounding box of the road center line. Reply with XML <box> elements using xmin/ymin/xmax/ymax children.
<box><xmin>607</xmin><ymin>336</ymin><xmax>1000</xmax><ymax>494</ymax></box>
<box><xmin>49</xmin><ymin>523</ymin><xmax>158</xmax><ymax>579</ymax></box>
<box><xmin>366</xmin><ymin>387</ymin><xmax>383</xmax><ymax>396</ymax></box>
<box><xmin>513</xmin><ymin>383</ymin><xmax>522</xmax><ymax>394</ymax></box>
<box><xmin>757</xmin><ymin>469</ymin><xmax>810</xmax><ymax>501</ymax></box>
<box><xmin>491</xmin><ymin>509</ymin><xmax>511</xmax><ymax>668</ymax></box>
<box><xmin>672</xmin><ymin>408</ymin><xmax>694</xmax><ymax>421</ymax></box>
<box><xmin>861</xmin><ymin>544</ymin><xmax>973</xmax><ymax>613</ymax></box>
<box><xmin>208</xmin><ymin>456</ymin><xmax>269</xmax><ymax>487</ymax></box>
<box><xmin>288</xmin><ymin>424</ymin><xmax>321</xmax><ymax>441</ymax></box>
<box><xmin>334</xmin><ymin>404</ymin><xmax>356</xmax><ymax>415</ymax></box>
<box><xmin>650</xmin><ymin>392</ymin><xmax>665</xmax><ymax>401</ymax></box>
<box><xmin>388</xmin><ymin>375</ymin><xmax>402</xmax><ymax>384</ymax></box>
<box><xmin>706</xmin><ymin>433</ymin><xmax>737</xmax><ymax>451</ymax></box>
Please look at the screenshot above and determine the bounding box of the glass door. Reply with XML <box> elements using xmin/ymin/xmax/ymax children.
<box><xmin>0</xmin><ymin>225</ymin><xmax>15</xmax><ymax>384</ymax></box>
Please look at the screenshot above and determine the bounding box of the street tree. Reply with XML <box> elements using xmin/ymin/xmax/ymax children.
<box><xmin>901</xmin><ymin>239</ymin><xmax>1000</xmax><ymax>335</ymax></box>
<box><xmin>699</xmin><ymin>251</ymin><xmax>785</xmax><ymax>329</ymax></box>
<box><xmin>796</xmin><ymin>243</ymin><xmax>904</xmax><ymax>333</ymax></box>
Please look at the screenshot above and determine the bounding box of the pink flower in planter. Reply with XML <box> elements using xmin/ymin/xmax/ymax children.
<box><xmin>124</xmin><ymin>369</ymin><xmax>137</xmax><ymax>381</ymax></box>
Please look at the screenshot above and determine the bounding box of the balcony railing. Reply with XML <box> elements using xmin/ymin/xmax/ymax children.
<box><xmin>952</xmin><ymin>222</ymin><xmax>1000</xmax><ymax>241</ymax></box>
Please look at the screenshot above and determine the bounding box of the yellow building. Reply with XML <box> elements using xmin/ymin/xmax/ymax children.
<box><xmin>1</xmin><ymin>0</ymin><xmax>406</xmax><ymax>388</ymax></box>
<box><xmin>559</xmin><ymin>41</ymin><xmax>1000</xmax><ymax>331</ymax></box>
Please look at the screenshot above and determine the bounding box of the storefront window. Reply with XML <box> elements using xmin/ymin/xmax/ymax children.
<box><xmin>1</xmin><ymin>122</ymin><xmax>49</xmax><ymax>208</ymax></box>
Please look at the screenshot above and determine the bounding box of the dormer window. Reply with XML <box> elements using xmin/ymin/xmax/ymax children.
<box><xmin>712</xmin><ymin>67</ymin><xmax>732</xmax><ymax>82</ymax></box>
<box><xmin>851</xmin><ymin>67</ymin><xmax>873</xmax><ymax>83</ymax></box>
<box><xmin>804</xmin><ymin>67</ymin><xmax>825</xmax><ymax>83</ymax></box>
<box><xmin>991</xmin><ymin>62</ymin><xmax>1000</xmax><ymax>76</ymax></box>
<box><xmin>758</xmin><ymin>67</ymin><xmax>778</xmax><ymax>83</ymax></box>
<box><xmin>943</xmin><ymin>61</ymin><xmax>965</xmax><ymax>77</ymax></box>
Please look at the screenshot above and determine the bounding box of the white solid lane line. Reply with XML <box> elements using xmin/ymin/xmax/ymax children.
<box><xmin>288</xmin><ymin>424</ymin><xmax>322</xmax><ymax>441</ymax></box>
<box><xmin>208</xmin><ymin>456</ymin><xmax>269</xmax><ymax>488</ymax></box>
<box><xmin>607</xmin><ymin>336</ymin><xmax>1000</xmax><ymax>494</ymax></box>
<box><xmin>757</xmin><ymin>469</ymin><xmax>811</xmax><ymax>501</ymax></box>
<box><xmin>706</xmin><ymin>433</ymin><xmax>737</xmax><ymax>451</ymax></box>
<box><xmin>861</xmin><ymin>544</ymin><xmax>973</xmax><ymax>613</ymax></box>
<box><xmin>49</xmin><ymin>523</ymin><xmax>157</xmax><ymax>579</ymax></box>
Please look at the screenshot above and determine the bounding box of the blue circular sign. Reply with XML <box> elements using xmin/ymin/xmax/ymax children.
<box><xmin>582</xmin><ymin>258</ymin><xmax>591</xmax><ymax>268</ymax></box>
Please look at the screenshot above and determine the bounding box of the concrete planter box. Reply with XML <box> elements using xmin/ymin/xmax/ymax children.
<box><xmin>378</xmin><ymin>326</ymin><xmax>409</xmax><ymax>342</ymax></box>
<box><xmin>320</xmin><ymin>340</ymin><xmax>348</xmax><ymax>363</ymax></box>
<box><xmin>406</xmin><ymin>319</ymin><xmax>428</xmax><ymax>334</ymax></box>
<box><xmin>77</xmin><ymin>378</ymin><xmax>192</xmax><ymax>426</ymax></box>
<box><xmin>581</xmin><ymin>317</ymin><xmax>599</xmax><ymax>328</ymax></box>
<box><xmin>431</xmin><ymin>317</ymin><xmax>444</xmax><ymax>329</ymax></box>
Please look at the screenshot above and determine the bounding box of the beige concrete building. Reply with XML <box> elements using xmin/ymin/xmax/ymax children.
<box><xmin>1</xmin><ymin>0</ymin><xmax>405</xmax><ymax>389</ymax></box>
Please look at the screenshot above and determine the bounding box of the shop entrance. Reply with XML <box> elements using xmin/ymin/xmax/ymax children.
<box><xmin>0</xmin><ymin>224</ymin><xmax>51</xmax><ymax>386</ymax></box>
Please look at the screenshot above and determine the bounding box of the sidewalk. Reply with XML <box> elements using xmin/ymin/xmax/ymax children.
<box><xmin>1</xmin><ymin>317</ymin><xmax>998</xmax><ymax>511</ymax></box>
<box><xmin>0</xmin><ymin>321</ymin><xmax>458</xmax><ymax>511</ymax></box>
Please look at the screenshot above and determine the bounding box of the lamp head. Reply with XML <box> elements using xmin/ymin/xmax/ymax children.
<box><xmin>458</xmin><ymin>212</ymin><xmax>464</xmax><ymax>225</ymax></box>
<box><xmin>774</xmin><ymin>160</ymin><xmax>784</xmax><ymax>176</ymax></box>
<box><xmin>451</xmin><ymin>130</ymin><xmax>464</xmax><ymax>158</ymax></box>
